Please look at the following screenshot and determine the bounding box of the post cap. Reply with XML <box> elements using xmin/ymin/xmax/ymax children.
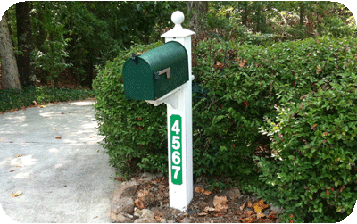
<box><xmin>171</xmin><ymin>11</ymin><xmax>184</xmax><ymax>30</ymax></box>
<box><xmin>162</xmin><ymin>11</ymin><xmax>195</xmax><ymax>38</ymax></box>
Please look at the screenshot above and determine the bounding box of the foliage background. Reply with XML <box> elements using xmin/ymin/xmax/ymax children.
<box><xmin>94</xmin><ymin>35</ymin><xmax>357</xmax><ymax>222</ymax></box>
<box><xmin>1</xmin><ymin>1</ymin><xmax>355</xmax><ymax>89</ymax></box>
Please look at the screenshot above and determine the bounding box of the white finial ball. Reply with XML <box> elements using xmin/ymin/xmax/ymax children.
<box><xmin>171</xmin><ymin>11</ymin><xmax>184</xmax><ymax>29</ymax></box>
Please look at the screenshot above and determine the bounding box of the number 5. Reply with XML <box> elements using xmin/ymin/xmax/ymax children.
<box><xmin>172</xmin><ymin>136</ymin><xmax>180</xmax><ymax>150</ymax></box>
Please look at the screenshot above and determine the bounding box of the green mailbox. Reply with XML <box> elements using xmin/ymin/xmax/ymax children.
<box><xmin>123</xmin><ymin>41</ymin><xmax>189</xmax><ymax>100</ymax></box>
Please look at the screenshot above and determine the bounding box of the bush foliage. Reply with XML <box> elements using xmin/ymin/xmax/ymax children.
<box><xmin>0</xmin><ymin>87</ymin><xmax>95</xmax><ymax>112</ymax></box>
<box><xmin>254</xmin><ymin>72</ymin><xmax>357</xmax><ymax>222</ymax></box>
<box><xmin>94</xmin><ymin>36</ymin><xmax>357</xmax><ymax>221</ymax></box>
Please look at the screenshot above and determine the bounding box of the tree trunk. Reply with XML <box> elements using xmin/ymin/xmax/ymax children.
<box><xmin>35</xmin><ymin>3</ymin><xmax>47</xmax><ymax>52</ymax></box>
<box><xmin>16</xmin><ymin>1</ymin><xmax>33</xmax><ymax>87</ymax></box>
<box><xmin>0</xmin><ymin>13</ymin><xmax>21</xmax><ymax>89</ymax></box>
<box><xmin>254</xmin><ymin>2</ymin><xmax>262</xmax><ymax>33</ymax></box>
<box><xmin>242</xmin><ymin>2</ymin><xmax>248</xmax><ymax>26</ymax></box>
<box><xmin>187</xmin><ymin>1</ymin><xmax>208</xmax><ymax>36</ymax></box>
<box><xmin>300</xmin><ymin>2</ymin><xmax>304</xmax><ymax>26</ymax></box>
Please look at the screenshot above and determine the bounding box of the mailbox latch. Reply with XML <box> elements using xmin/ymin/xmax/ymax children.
<box><xmin>131</xmin><ymin>53</ymin><xmax>141</xmax><ymax>64</ymax></box>
<box><xmin>154</xmin><ymin>68</ymin><xmax>171</xmax><ymax>80</ymax></box>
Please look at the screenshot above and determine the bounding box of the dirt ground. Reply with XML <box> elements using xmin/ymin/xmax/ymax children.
<box><xmin>126</xmin><ymin>173</ymin><xmax>281</xmax><ymax>223</ymax></box>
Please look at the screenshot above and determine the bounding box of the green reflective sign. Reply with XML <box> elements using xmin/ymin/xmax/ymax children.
<box><xmin>170</xmin><ymin>114</ymin><xmax>182</xmax><ymax>185</ymax></box>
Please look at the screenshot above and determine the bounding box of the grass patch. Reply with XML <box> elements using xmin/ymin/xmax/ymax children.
<box><xmin>0</xmin><ymin>87</ymin><xmax>95</xmax><ymax>112</ymax></box>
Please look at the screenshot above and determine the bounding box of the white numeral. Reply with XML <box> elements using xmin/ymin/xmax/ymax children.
<box><xmin>172</xmin><ymin>165</ymin><xmax>181</xmax><ymax>179</ymax></box>
<box><xmin>171</xmin><ymin>120</ymin><xmax>180</xmax><ymax>135</ymax></box>
<box><xmin>172</xmin><ymin>151</ymin><xmax>181</xmax><ymax>164</ymax></box>
<box><xmin>172</xmin><ymin>136</ymin><xmax>180</xmax><ymax>150</ymax></box>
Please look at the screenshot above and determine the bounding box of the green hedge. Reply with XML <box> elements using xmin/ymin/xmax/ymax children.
<box><xmin>253</xmin><ymin>72</ymin><xmax>357</xmax><ymax>222</ymax></box>
<box><xmin>94</xmin><ymin>36</ymin><xmax>357</xmax><ymax>221</ymax></box>
<box><xmin>0</xmin><ymin>87</ymin><xmax>95</xmax><ymax>112</ymax></box>
<box><xmin>93</xmin><ymin>42</ymin><xmax>168</xmax><ymax>177</ymax></box>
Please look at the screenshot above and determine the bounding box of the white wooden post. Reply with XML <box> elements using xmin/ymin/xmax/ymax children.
<box><xmin>163</xmin><ymin>12</ymin><xmax>194</xmax><ymax>212</ymax></box>
<box><xmin>146</xmin><ymin>11</ymin><xmax>195</xmax><ymax>211</ymax></box>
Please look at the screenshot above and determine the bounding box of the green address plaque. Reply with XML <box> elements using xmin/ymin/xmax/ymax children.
<box><xmin>170</xmin><ymin>114</ymin><xmax>182</xmax><ymax>185</ymax></box>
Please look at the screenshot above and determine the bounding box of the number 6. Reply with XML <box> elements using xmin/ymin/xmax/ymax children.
<box><xmin>172</xmin><ymin>151</ymin><xmax>180</xmax><ymax>164</ymax></box>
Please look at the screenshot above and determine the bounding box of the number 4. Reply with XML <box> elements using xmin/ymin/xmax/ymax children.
<box><xmin>171</xmin><ymin>120</ymin><xmax>180</xmax><ymax>135</ymax></box>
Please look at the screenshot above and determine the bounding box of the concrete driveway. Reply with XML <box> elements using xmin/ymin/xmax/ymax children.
<box><xmin>0</xmin><ymin>100</ymin><xmax>116</xmax><ymax>222</ymax></box>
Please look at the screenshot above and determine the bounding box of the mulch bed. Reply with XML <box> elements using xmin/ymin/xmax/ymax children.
<box><xmin>126</xmin><ymin>173</ymin><xmax>281</xmax><ymax>223</ymax></box>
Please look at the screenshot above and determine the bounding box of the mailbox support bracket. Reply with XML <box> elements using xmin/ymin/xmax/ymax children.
<box><xmin>145</xmin><ymin>85</ymin><xmax>183</xmax><ymax>109</ymax></box>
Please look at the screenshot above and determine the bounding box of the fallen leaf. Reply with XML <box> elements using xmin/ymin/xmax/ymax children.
<box><xmin>316</xmin><ymin>66</ymin><xmax>321</xmax><ymax>74</ymax></box>
<box><xmin>203</xmin><ymin>207</ymin><xmax>216</xmax><ymax>213</ymax></box>
<box><xmin>135</xmin><ymin>198</ymin><xmax>145</xmax><ymax>210</ymax></box>
<box><xmin>154</xmin><ymin>211</ymin><xmax>163</xmax><ymax>221</ymax></box>
<box><xmin>55</xmin><ymin>137</ymin><xmax>62</xmax><ymax>139</ymax></box>
<box><xmin>290</xmin><ymin>214</ymin><xmax>294</xmax><ymax>218</ymax></box>
<box><xmin>239</xmin><ymin>60</ymin><xmax>247</xmax><ymax>68</ymax></box>
<box><xmin>257</xmin><ymin>212</ymin><xmax>266</xmax><ymax>219</ymax></box>
<box><xmin>241</xmin><ymin>216</ymin><xmax>254</xmax><ymax>223</ymax></box>
<box><xmin>253</xmin><ymin>200</ymin><xmax>270</xmax><ymax>213</ymax></box>
<box><xmin>240</xmin><ymin>202</ymin><xmax>246</xmax><ymax>211</ymax></box>
<box><xmin>33</xmin><ymin>101</ymin><xmax>37</xmax><ymax>106</ymax></box>
<box><xmin>340</xmin><ymin>185</ymin><xmax>345</xmax><ymax>193</ymax></box>
<box><xmin>213</xmin><ymin>61</ymin><xmax>224</xmax><ymax>70</ymax></box>
<box><xmin>10</xmin><ymin>170</ymin><xmax>15</xmax><ymax>172</ymax></box>
<box><xmin>40</xmin><ymin>105</ymin><xmax>46</xmax><ymax>108</ymax></box>
<box><xmin>195</xmin><ymin>187</ymin><xmax>204</xmax><ymax>193</ymax></box>
<box><xmin>137</xmin><ymin>189</ymin><xmax>149</xmax><ymax>199</ymax></box>
<box><xmin>214</xmin><ymin>213</ymin><xmax>222</xmax><ymax>217</ymax></box>
<box><xmin>268</xmin><ymin>211</ymin><xmax>277</xmax><ymax>219</ymax></box>
<box><xmin>247</xmin><ymin>202</ymin><xmax>253</xmax><ymax>208</ymax></box>
<box><xmin>290</xmin><ymin>220</ymin><xmax>294</xmax><ymax>223</ymax></box>
<box><xmin>16</xmin><ymin>165</ymin><xmax>21</xmax><ymax>168</ymax></box>
<box><xmin>12</xmin><ymin>191</ymin><xmax>22</xmax><ymax>197</ymax></box>
<box><xmin>94</xmin><ymin>216</ymin><xmax>98</xmax><ymax>219</ymax></box>
<box><xmin>203</xmin><ymin>190</ymin><xmax>212</xmax><ymax>195</ymax></box>
<box><xmin>244</xmin><ymin>210</ymin><xmax>253</xmax><ymax>216</ymax></box>
<box><xmin>213</xmin><ymin>195</ymin><xmax>229</xmax><ymax>212</ymax></box>
<box><xmin>15</xmin><ymin>154</ymin><xmax>22</xmax><ymax>157</ymax></box>
<box><xmin>197</xmin><ymin>212</ymin><xmax>208</xmax><ymax>216</ymax></box>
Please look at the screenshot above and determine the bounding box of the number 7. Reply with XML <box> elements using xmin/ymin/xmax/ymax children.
<box><xmin>172</xmin><ymin>165</ymin><xmax>181</xmax><ymax>179</ymax></box>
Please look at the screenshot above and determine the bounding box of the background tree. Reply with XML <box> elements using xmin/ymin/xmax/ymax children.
<box><xmin>16</xmin><ymin>1</ymin><xmax>33</xmax><ymax>87</ymax></box>
<box><xmin>187</xmin><ymin>1</ymin><xmax>208</xmax><ymax>35</ymax></box>
<box><xmin>31</xmin><ymin>2</ymin><xmax>71</xmax><ymax>88</ymax></box>
<box><xmin>0</xmin><ymin>12</ymin><xmax>21</xmax><ymax>89</ymax></box>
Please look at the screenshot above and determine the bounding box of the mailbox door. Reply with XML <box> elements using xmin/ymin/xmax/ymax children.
<box><xmin>123</xmin><ymin>58</ymin><xmax>155</xmax><ymax>100</ymax></box>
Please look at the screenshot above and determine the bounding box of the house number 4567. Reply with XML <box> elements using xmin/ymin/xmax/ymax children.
<box><xmin>170</xmin><ymin>114</ymin><xmax>182</xmax><ymax>185</ymax></box>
